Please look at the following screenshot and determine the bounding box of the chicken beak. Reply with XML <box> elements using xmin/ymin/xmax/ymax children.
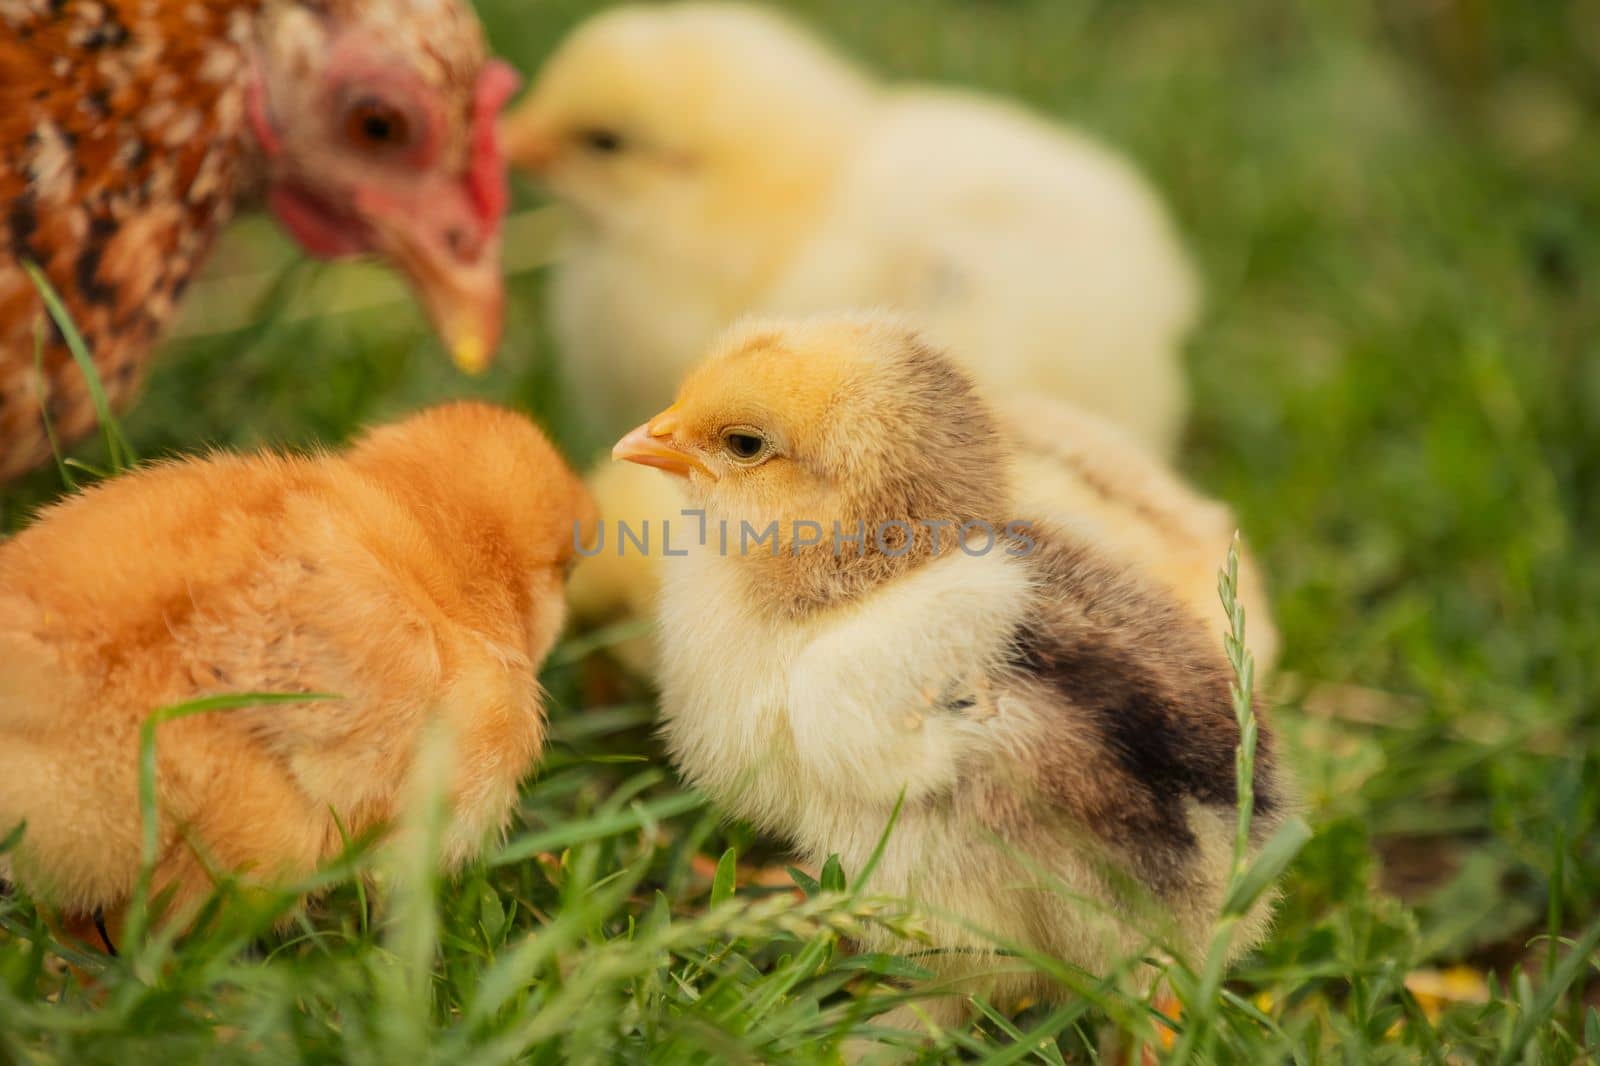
<box><xmin>403</xmin><ymin>232</ymin><xmax>505</xmax><ymax>376</ymax></box>
<box><xmin>612</xmin><ymin>408</ymin><xmax>715</xmax><ymax>480</ymax></box>
<box><xmin>357</xmin><ymin>189</ymin><xmax>506</xmax><ymax>375</ymax></box>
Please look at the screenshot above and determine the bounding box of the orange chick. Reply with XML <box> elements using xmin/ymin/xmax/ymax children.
<box><xmin>0</xmin><ymin>402</ymin><xmax>594</xmax><ymax>943</ymax></box>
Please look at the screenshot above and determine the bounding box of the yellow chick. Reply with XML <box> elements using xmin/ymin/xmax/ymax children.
<box><xmin>0</xmin><ymin>403</ymin><xmax>595</xmax><ymax>944</ymax></box>
<box><xmin>614</xmin><ymin>316</ymin><xmax>1289</xmax><ymax>1031</ymax></box>
<box><xmin>506</xmin><ymin>2</ymin><xmax>1196</xmax><ymax>454</ymax></box>
<box><xmin>505</xmin><ymin>3</ymin><xmax>1202</xmax><ymax>663</ymax></box>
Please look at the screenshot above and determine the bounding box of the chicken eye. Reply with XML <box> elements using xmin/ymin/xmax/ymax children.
<box><xmin>721</xmin><ymin>429</ymin><xmax>769</xmax><ymax>463</ymax></box>
<box><xmin>344</xmin><ymin>99</ymin><xmax>411</xmax><ymax>152</ymax></box>
<box><xmin>578</xmin><ymin>127</ymin><xmax>625</xmax><ymax>154</ymax></box>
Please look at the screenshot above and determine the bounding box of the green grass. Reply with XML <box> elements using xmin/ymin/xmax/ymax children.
<box><xmin>3</xmin><ymin>0</ymin><xmax>1598</xmax><ymax>1060</ymax></box>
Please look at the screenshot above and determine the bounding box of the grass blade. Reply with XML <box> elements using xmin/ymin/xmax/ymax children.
<box><xmin>22</xmin><ymin>260</ymin><xmax>136</xmax><ymax>473</ymax></box>
<box><xmin>1222</xmin><ymin>816</ymin><xmax>1312</xmax><ymax>917</ymax></box>
<box><xmin>1495</xmin><ymin>920</ymin><xmax>1600</xmax><ymax>1066</ymax></box>
<box><xmin>490</xmin><ymin>791</ymin><xmax>706</xmax><ymax>867</ymax></box>
<box><xmin>32</xmin><ymin>318</ymin><xmax>74</xmax><ymax>489</ymax></box>
<box><xmin>123</xmin><ymin>691</ymin><xmax>337</xmax><ymax>948</ymax></box>
<box><xmin>711</xmin><ymin>847</ymin><xmax>737</xmax><ymax>908</ymax></box>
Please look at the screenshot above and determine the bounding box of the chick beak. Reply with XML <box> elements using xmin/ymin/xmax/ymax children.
<box><xmin>500</xmin><ymin>113</ymin><xmax>558</xmax><ymax>174</ymax></box>
<box><xmin>613</xmin><ymin>408</ymin><xmax>715</xmax><ymax>480</ymax></box>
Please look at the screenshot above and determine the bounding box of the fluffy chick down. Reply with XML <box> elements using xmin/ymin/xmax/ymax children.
<box><xmin>620</xmin><ymin>316</ymin><xmax>1291</xmax><ymax>1024</ymax></box>
<box><xmin>505</xmin><ymin>1</ymin><xmax>1198</xmax><ymax>455</ymax></box>
<box><xmin>0</xmin><ymin>402</ymin><xmax>594</xmax><ymax>938</ymax></box>
<box><xmin>1000</xmin><ymin>396</ymin><xmax>1279</xmax><ymax>668</ymax></box>
<box><xmin>508</xmin><ymin>3</ymin><xmax>1210</xmax><ymax>668</ymax></box>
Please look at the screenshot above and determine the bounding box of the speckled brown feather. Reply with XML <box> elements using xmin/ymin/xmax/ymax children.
<box><xmin>0</xmin><ymin>0</ymin><xmax>489</xmax><ymax>481</ymax></box>
<box><xmin>0</xmin><ymin>0</ymin><xmax>261</xmax><ymax>479</ymax></box>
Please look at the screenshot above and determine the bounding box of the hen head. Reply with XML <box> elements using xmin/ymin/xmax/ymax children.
<box><xmin>250</xmin><ymin>0</ymin><xmax>520</xmax><ymax>373</ymax></box>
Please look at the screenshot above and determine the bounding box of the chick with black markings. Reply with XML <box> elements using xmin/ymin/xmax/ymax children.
<box><xmin>614</xmin><ymin>315</ymin><xmax>1290</xmax><ymax>1034</ymax></box>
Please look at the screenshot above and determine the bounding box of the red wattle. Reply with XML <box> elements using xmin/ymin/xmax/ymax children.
<box><xmin>267</xmin><ymin>186</ymin><xmax>367</xmax><ymax>259</ymax></box>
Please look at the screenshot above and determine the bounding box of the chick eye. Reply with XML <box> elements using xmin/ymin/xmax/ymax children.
<box><xmin>577</xmin><ymin>127</ymin><xmax>625</xmax><ymax>154</ymax></box>
<box><xmin>344</xmin><ymin>98</ymin><xmax>411</xmax><ymax>151</ymax></box>
<box><xmin>721</xmin><ymin>429</ymin><xmax>769</xmax><ymax>463</ymax></box>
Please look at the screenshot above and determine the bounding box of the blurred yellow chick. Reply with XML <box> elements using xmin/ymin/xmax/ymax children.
<box><xmin>615</xmin><ymin>315</ymin><xmax>1289</xmax><ymax>1032</ymax></box>
<box><xmin>505</xmin><ymin>3</ymin><xmax>1206</xmax><ymax>669</ymax></box>
<box><xmin>505</xmin><ymin>2</ymin><xmax>1197</xmax><ymax>455</ymax></box>
<box><xmin>0</xmin><ymin>403</ymin><xmax>595</xmax><ymax>945</ymax></box>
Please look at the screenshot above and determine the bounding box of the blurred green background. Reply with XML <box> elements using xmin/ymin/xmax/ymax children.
<box><xmin>3</xmin><ymin>0</ymin><xmax>1597</xmax><ymax>1058</ymax></box>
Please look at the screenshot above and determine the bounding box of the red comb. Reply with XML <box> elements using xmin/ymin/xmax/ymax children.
<box><xmin>467</xmin><ymin>59</ymin><xmax>521</xmax><ymax>227</ymax></box>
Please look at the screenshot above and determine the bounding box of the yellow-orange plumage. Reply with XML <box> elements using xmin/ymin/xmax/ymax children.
<box><xmin>0</xmin><ymin>402</ymin><xmax>594</xmax><ymax>938</ymax></box>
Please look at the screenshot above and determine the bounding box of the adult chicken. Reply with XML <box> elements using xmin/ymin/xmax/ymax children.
<box><xmin>0</xmin><ymin>0</ymin><xmax>520</xmax><ymax>481</ymax></box>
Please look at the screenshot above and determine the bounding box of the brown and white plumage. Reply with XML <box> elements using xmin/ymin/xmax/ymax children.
<box><xmin>0</xmin><ymin>0</ymin><xmax>519</xmax><ymax>481</ymax></box>
<box><xmin>614</xmin><ymin>316</ymin><xmax>1288</xmax><ymax>1031</ymax></box>
<box><xmin>1000</xmin><ymin>395</ymin><xmax>1279</xmax><ymax>667</ymax></box>
<box><xmin>0</xmin><ymin>402</ymin><xmax>594</xmax><ymax>939</ymax></box>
